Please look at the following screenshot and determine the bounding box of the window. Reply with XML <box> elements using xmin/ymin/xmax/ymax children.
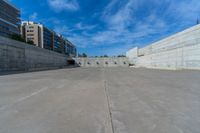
<box><xmin>27</xmin><ymin>34</ymin><xmax>34</xmax><ymax>36</ymax></box>
<box><xmin>27</xmin><ymin>30</ymin><xmax>34</xmax><ymax>32</ymax></box>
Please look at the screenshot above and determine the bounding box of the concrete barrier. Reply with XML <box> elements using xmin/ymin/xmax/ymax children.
<box><xmin>0</xmin><ymin>36</ymin><xmax>67</xmax><ymax>72</ymax></box>
<box><xmin>127</xmin><ymin>24</ymin><xmax>200</xmax><ymax>70</ymax></box>
<box><xmin>74</xmin><ymin>57</ymin><xmax>129</xmax><ymax>67</ymax></box>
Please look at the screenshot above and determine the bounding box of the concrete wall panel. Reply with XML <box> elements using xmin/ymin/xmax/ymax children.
<box><xmin>127</xmin><ymin>25</ymin><xmax>200</xmax><ymax>70</ymax></box>
<box><xmin>0</xmin><ymin>36</ymin><xmax>67</xmax><ymax>72</ymax></box>
<box><xmin>74</xmin><ymin>57</ymin><xmax>129</xmax><ymax>67</ymax></box>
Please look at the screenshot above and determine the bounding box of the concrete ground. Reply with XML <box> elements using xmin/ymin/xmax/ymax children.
<box><xmin>0</xmin><ymin>68</ymin><xmax>200</xmax><ymax>133</ymax></box>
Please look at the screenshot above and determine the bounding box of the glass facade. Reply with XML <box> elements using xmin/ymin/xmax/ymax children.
<box><xmin>53</xmin><ymin>33</ymin><xmax>62</xmax><ymax>53</ymax></box>
<box><xmin>43</xmin><ymin>27</ymin><xmax>53</xmax><ymax>50</ymax></box>
<box><xmin>64</xmin><ymin>39</ymin><xmax>77</xmax><ymax>57</ymax></box>
<box><xmin>44</xmin><ymin>29</ymin><xmax>76</xmax><ymax>56</ymax></box>
<box><xmin>0</xmin><ymin>0</ymin><xmax>20</xmax><ymax>37</ymax></box>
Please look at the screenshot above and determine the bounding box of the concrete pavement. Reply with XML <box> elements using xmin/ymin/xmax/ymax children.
<box><xmin>0</xmin><ymin>68</ymin><xmax>200</xmax><ymax>133</ymax></box>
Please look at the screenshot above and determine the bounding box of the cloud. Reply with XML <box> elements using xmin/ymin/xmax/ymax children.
<box><xmin>54</xmin><ymin>0</ymin><xmax>168</xmax><ymax>53</ymax></box>
<box><xmin>89</xmin><ymin>0</ymin><xmax>200</xmax><ymax>50</ymax></box>
<box><xmin>47</xmin><ymin>0</ymin><xmax>79</xmax><ymax>12</ymax></box>
<box><xmin>102</xmin><ymin>0</ymin><xmax>136</xmax><ymax>30</ymax></box>
<box><xmin>48</xmin><ymin>0</ymin><xmax>200</xmax><ymax>55</ymax></box>
<box><xmin>168</xmin><ymin>0</ymin><xmax>200</xmax><ymax>21</ymax></box>
<box><xmin>75</xmin><ymin>22</ymin><xmax>97</xmax><ymax>30</ymax></box>
<box><xmin>54</xmin><ymin>25</ymin><xmax>70</xmax><ymax>34</ymax></box>
<box><xmin>53</xmin><ymin>22</ymin><xmax>97</xmax><ymax>37</ymax></box>
<box><xmin>91</xmin><ymin>0</ymin><xmax>167</xmax><ymax>47</ymax></box>
<box><xmin>29</xmin><ymin>12</ymin><xmax>38</xmax><ymax>21</ymax></box>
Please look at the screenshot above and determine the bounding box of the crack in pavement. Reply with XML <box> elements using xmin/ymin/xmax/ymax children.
<box><xmin>0</xmin><ymin>87</ymin><xmax>48</xmax><ymax>111</ymax></box>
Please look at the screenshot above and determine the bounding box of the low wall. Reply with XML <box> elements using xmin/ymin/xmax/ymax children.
<box><xmin>127</xmin><ymin>24</ymin><xmax>200</xmax><ymax>70</ymax></box>
<box><xmin>74</xmin><ymin>57</ymin><xmax>129</xmax><ymax>67</ymax></box>
<box><xmin>0</xmin><ymin>36</ymin><xmax>67</xmax><ymax>72</ymax></box>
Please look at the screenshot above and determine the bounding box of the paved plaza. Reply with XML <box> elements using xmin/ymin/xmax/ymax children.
<box><xmin>0</xmin><ymin>68</ymin><xmax>200</xmax><ymax>133</ymax></box>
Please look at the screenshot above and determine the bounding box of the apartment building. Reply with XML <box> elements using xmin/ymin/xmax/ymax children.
<box><xmin>63</xmin><ymin>39</ymin><xmax>77</xmax><ymax>57</ymax></box>
<box><xmin>21</xmin><ymin>21</ymin><xmax>43</xmax><ymax>47</ymax></box>
<box><xmin>43</xmin><ymin>26</ymin><xmax>54</xmax><ymax>50</ymax></box>
<box><xmin>53</xmin><ymin>32</ymin><xmax>62</xmax><ymax>53</ymax></box>
<box><xmin>21</xmin><ymin>21</ymin><xmax>77</xmax><ymax>56</ymax></box>
<box><xmin>0</xmin><ymin>1</ymin><xmax>76</xmax><ymax>57</ymax></box>
<box><xmin>0</xmin><ymin>0</ymin><xmax>21</xmax><ymax>37</ymax></box>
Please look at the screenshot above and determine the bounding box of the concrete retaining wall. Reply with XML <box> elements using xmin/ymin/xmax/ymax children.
<box><xmin>0</xmin><ymin>36</ymin><xmax>67</xmax><ymax>72</ymax></box>
<box><xmin>127</xmin><ymin>24</ymin><xmax>200</xmax><ymax>70</ymax></box>
<box><xmin>74</xmin><ymin>57</ymin><xmax>129</xmax><ymax>67</ymax></box>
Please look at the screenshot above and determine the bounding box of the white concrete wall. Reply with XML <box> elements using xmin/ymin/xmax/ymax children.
<box><xmin>74</xmin><ymin>57</ymin><xmax>129</xmax><ymax>67</ymax></box>
<box><xmin>126</xmin><ymin>47</ymin><xmax>138</xmax><ymax>65</ymax></box>
<box><xmin>126</xmin><ymin>47</ymin><xmax>138</xmax><ymax>59</ymax></box>
<box><xmin>127</xmin><ymin>24</ymin><xmax>200</xmax><ymax>70</ymax></box>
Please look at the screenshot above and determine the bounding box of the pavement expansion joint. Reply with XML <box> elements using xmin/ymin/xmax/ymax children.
<box><xmin>103</xmin><ymin>68</ymin><xmax>115</xmax><ymax>133</ymax></box>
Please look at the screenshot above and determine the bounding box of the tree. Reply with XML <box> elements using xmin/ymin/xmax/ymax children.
<box><xmin>27</xmin><ymin>40</ymin><xmax>35</xmax><ymax>45</ymax></box>
<box><xmin>118</xmin><ymin>55</ymin><xmax>126</xmax><ymax>57</ymax></box>
<box><xmin>10</xmin><ymin>34</ymin><xmax>36</xmax><ymax>46</ymax></box>
<box><xmin>82</xmin><ymin>53</ymin><xmax>87</xmax><ymax>58</ymax></box>
<box><xmin>10</xmin><ymin>34</ymin><xmax>26</xmax><ymax>42</ymax></box>
<box><xmin>103</xmin><ymin>55</ymin><xmax>108</xmax><ymax>57</ymax></box>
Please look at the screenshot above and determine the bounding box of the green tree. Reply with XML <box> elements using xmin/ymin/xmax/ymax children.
<box><xmin>118</xmin><ymin>55</ymin><xmax>126</xmax><ymax>57</ymax></box>
<box><xmin>10</xmin><ymin>34</ymin><xmax>26</xmax><ymax>42</ymax></box>
<box><xmin>27</xmin><ymin>40</ymin><xmax>35</xmax><ymax>45</ymax></box>
<box><xmin>82</xmin><ymin>53</ymin><xmax>87</xmax><ymax>57</ymax></box>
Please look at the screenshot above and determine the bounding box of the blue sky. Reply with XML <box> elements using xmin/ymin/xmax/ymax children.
<box><xmin>10</xmin><ymin>0</ymin><xmax>200</xmax><ymax>56</ymax></box>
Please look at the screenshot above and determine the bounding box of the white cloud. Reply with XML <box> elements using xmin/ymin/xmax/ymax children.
<box><xmin>55</xmin><ymin>0</ymin><xmax>168</xmax><ymax>51</ymax></box>
<box><xmin>93</xmin><ymin>0</ymin><xmax>167</xmax><ymax>46</ymax></box>
<box><xmin>29</xmin><ymin>12</ymin><xmax>38</xmax><ymax>21</ymax></box>
<box><xmin>102</xmin><ymin>0</ymin><xmax>136</xmax><ymax>31</ymax></box>
<box><xmin>53</xmin><ymin>22</ymin><xmax>97</xmax><ymax>37</ymax></box>
<box><xmin>48</xmin><ymin>0</ymin><xmax>79</xmax><ymax>12</ymax></box>
<box><xmin>168</xmin><ymin>0</ymin><xmax>200</xmax><ymax>21</ymax></box>
<box><xmin>54</xmin><ymin>25</ymin><xmax>70</xmax><ymax>34</ymax></box>
<box><xmin>51</xmin><ymin>0</ymin><xmax>200</xmax><ymax>55</ymax></box>
<box><xmin>75</xmin><ymin>22</ymin><xmax>97</xmax><ymax>30</ymax></box>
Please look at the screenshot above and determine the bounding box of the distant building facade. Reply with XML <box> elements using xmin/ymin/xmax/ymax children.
<box><xmin>53</xmin><ymin>32</ymin><xmax>62</xmax><ymax>53</ymax></box>
<box><xmin>43</xmin><ymin>27</ymin><xmax>54</xmax><ymax>50</ymax></box>
<box><xmin>21</xmin><ymin>21</ymin><xmax>43</xmax><ymax>47</ymax></box>
<box><xmin>0</xmin><ymin>0</ymin><xmax>21</xmax><ymax>37</ymax></box>
<box><xmin>21</xmin><ymin>21</ymin><xmax>77</xmax><ymax>57</ymax></box>
<box><xmin>63</xmin><ymin>39</ymin><xmax>77</xmax><ymax>57</ymax></box>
